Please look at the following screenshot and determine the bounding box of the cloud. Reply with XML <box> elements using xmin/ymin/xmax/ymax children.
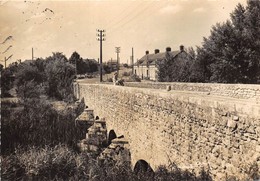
<box><xmin>193</xmin><ymin>7</ymin><xmax>206</xmax><ymax>13</ymax></box>
<box><xmin>159</xmin><ymin>5</ymin><xmax>182</xmax><ymax>14</ymax></box>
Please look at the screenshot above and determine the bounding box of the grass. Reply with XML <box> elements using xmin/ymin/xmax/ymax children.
<box><xmin>1</xmin><ymin>144</ymin><xmax>214</xmax><ymax>181</ymax></box>
<box><xmin>1</xmin><ymin>98</ymin><xmax>83</xmax><ymax>155</ymax></box>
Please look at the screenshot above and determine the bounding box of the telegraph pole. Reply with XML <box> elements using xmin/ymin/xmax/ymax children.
<box><xmin>115</xmin><ymin>47</ymin><xmax>120</xmax><ymax>74</ymax></box>
<box><xmin>97</xmin><ymin>29</ymin><xmax>106</xmax><ymax>82</ymax></box>
<box><xmin>132</xmin><ymin>47</ymin><xmax>134</xmax><ymax>74</ymax></box>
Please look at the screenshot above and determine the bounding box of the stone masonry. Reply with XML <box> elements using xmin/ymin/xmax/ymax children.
<box><xmin>74</xmin><ymin>82</ymin><xmax>260</xmax><ymax>181</ymax></box>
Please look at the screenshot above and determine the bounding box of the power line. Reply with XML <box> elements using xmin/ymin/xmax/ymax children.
<box><xmin>106</xmin><ymin>1</ymin><xmax>153</xmax><ymax>33</ymax></box>
<box><xmin>106</xmin><ymin>1</ymin><xmax>145</xmax><ymax>32</ymax></box>
<box><xmin>107</xmin><ymin>2</ymin><xmax>166</xmax><ymax>35</ymax></box>
<box><xmin>97</xmin><ymin>29</ymin><xmax>106</xmax><ymax>82</ymax></box>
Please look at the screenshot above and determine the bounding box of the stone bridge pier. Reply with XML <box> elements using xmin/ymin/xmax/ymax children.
<box><xmin>74</xmin><ymin>82</ymin><xmax>260</xmax><ymax>181</ymax></box>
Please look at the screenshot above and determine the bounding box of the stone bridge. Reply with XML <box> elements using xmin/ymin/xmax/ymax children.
<box><xmin>74</xmin><ymin>82</ymin><xmax>260</xmax><ymax>180</ymax></box>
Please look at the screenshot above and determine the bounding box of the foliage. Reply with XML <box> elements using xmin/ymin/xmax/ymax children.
<box><xmin>2</xmin><ymin>147</ymin><xmax>213</xmax><ymax>181</ymax></box>
<box><xmin>15</xmin><ymin>64</ymin><xmax>45</xmax><ymax>100</ymax></box>
<box><xmin>123</xmin><ymin>71</ymin><xmax>131</xmax><ymax>76</ymax></box>
<box><xmin>69</xmin><ymin>51</ymin><xmax>98</xmax><ymax>75</ymax></box>
<box><xmin>156</xmin><ymin>1</ymin><xmax>260</xmax><ymax>84</ymax></box>
<box><xmin>128</xmin><ymin>74</ymin><xmax>141</xmax><ymax>82</ymax></box>
<box><xmin>107</xmin><ymin>78</ymin><xmax>113</xmax><ymax>82</ymax></box>
<box><xmin>123</xmin><ymin>63</ymin><xmax>129</xmax><ymax>68</ymax></box>
<box><xmin>1</xmin><ymin>99</ymin><xmax>82</xmax><ymax>155</ymax></box>
<box><xmin>1</xmin><ymin>68</ymin><xmax>14</xmax><ymax>97</ymax></box>
<box><xmin>45</xmin><ymin>53</ymin><xmax>75</xmax><ymax>100</ymax></box>
<box><xmin>103</xmin><ymin>64</ymin><xmax>112</xmax><ymax>74</ymax></box>
<box><xmin>1</xmin><ymin>144</ymin><xmax>90</xmax><ymax>181</ymax></box>
<box><xmin>156</xmin><ymin>53</ymin><xmax>194</xmax><ymax>82</ymax></box>
<box><xmin>196</xmin><ymin>0</ymin><xmax>260</xmax><ymax>83</ymax></box>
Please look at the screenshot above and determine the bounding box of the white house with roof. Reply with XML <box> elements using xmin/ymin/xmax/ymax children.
<box><xmin>134</xmin><ymin>45</ymin><xmax>193</xmax><ymax>81</ymax></box>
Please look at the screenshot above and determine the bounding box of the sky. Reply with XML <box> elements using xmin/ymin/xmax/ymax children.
<box><xmin>0</xmin><ymin>0</ymin><xmax>248</xmax><ymax>66</ymax></box>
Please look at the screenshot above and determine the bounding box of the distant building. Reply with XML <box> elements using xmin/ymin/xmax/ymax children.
<box><xmin>134</xmin><ymin>45</ymin><xmax>193</xmax><ymax>81</ymax></box>
<box><xmin>107</xmin><ymin>58</ymin><xmax>119</xmax><ymax>71</ymax></box>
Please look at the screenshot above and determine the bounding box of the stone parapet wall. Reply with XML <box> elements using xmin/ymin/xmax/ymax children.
<box><xmin>124</xmin><ymin>82</ymin><xmax>260</xmax><ymax>101</ymax></box>
<box><xmin>75</xmin><ymin>82</ymin><xmax>260</xmax><ymax>180</ymax></box>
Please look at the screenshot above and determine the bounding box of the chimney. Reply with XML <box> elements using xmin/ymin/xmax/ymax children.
<box><xmin>145</xmin><ymin>50</ymin><xmax>149</xmax><ymax>55</ymax></box>
<box><xmin>166</xmin><ymin>47</ymin><xmax>171</xmax><ymax>52</ymax></box>
<box><xmin>180</xmin><ymin>45</ymin><xmax>184</xmax><ymax>52</ymax></box>
<box><xmin>154</xmin><ymin>49</ymin><xmax>160</xmax><ymax>54</ymax></box>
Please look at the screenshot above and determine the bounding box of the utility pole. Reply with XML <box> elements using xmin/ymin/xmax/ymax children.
<box><xmin>2</xmin><ymin>55</ymin><xmax>12</xmax><ymax>68</ymax></box>
<box><xmin>115</xmin><ymin>47</ymin><xmax>120</xmax><ymax>74</ymax></box>
<box><xmin>75</xmin><ymin>59</ymin><xmax>77</xmax><ymax>78</ymax></box>
<box><xmin>132</xmin><ymin>47</ymin><xmax>134</xmax><ymax>74</ymax></box>
<box><xmin>97</xmin><ymin>29</ymin><xmax>106</xmax><ymax>82</ymax></box>
<box><xmin>32</xmin><ymin>48</ymin><xmax>34</xmax><ymax>61</ymax></box>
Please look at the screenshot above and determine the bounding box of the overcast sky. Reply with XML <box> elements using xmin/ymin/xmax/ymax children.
<box><xmin>0</xmin><ymin>0</ymin><xmax>247</xmax><ymax>66</ymax></box>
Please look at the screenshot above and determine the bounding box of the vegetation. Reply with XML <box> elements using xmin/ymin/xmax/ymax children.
<box><xmin>69</xmin><ymin>51</ymin><xmax>98</xmax><ymax>76</ymax></box>
<box><xmin>103</xmin><ymin>63</ymin><xmax>113</xmax><ymax>74</ymax></box>
<box><xmin>1</xmin><ymin>1</ymin><xmax>259</xmax><ymax>180</ymax></box>
<box><xmin>2</xmin><ymin>143</ymin><xmax>214</xmax><ymax>181</ymax></box>
<box><xmin>123</xmin><ymin>71</ymin><xmax>131</xmax><ymax>76</ymax></box>
<box><xmin>157</xmin><ymin>0</ymin><xmax>260</xmax><ymax>84</ymax></box>
<box><xmin>1</xmin><ymin>98</ymin><xmax>83</xmax><ymax>155</ymax></box>
<box><xmin>128</xmin><ymin>74</ymin><xmax>141</xmax><ymax>82</ymax></box>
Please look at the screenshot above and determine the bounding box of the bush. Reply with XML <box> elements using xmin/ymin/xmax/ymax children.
<box><xmin>107</xmin><ymin>78</ymin><xmax>113</xmax><ymax>82</ymax></box>
<box><xmin>1</xmin><ymin>145</ymin><xmax>90</xmax><ymax>180</ymax></box>
<box><xmin>123</xmin><ymin>72</ymin><xmax>130</xmax><ymax>76</ymax></box>
<box><xmin>1</xmin><ymin>99</ymin><xmax>83</xmax><ymax>155</ymax></box>
<box><xmin>144</xmin><ymin>77</ymin><xmax>150</xmax><ymax>80</ymax></box>
<box><xmin>45</xmin><ymin>56</ymin><xmax>75</xmax><ymax>100</ymax></box>
<box><xmin>128</xmin><ymin>74</ymin><xmax>141</xmax><ymax>82</ymax></box>
<box><xmin>1</xmin><ymin>68</ymin><xmax>15</xmax><ymax>97</ymax></box>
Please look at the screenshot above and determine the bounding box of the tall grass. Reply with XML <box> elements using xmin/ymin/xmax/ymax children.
<box><xmin>1</xmin><ymin>144</ymin><xmax>90</xmax><ymax>180</ymax></box>
<box><xmin>2</xmin><ymin>144</ymin><xmax>212</xmax><ymax>181</ymax></box>
<box><xmin>1</xmin><ymin>98</ymin><xmax>82</xmax><ymax>155</ymax></box>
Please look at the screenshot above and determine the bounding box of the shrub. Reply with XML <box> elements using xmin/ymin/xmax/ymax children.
<box><xmin>128</xmin><ymin>74</ymin><xmax>141</xmax><ymax>82</ymax></box>
<box><xmin>1</xmin><ymin>99</ymin><xmax>83</xmax><ymax>155</ymax></box>
<box><xmin>1</xmin><ymin>145</ymin><xmax>90</xmax><ymax>180</ymax></box>
<box><xmin>1</xmin><ymin>68</ymin><xmax>15</xmax><ymax>97</ymax></box>
<box><xmin>45</xmin><ymin>56</ymin><xmax>75</xmax><ymax>100</ymax></box>
<box><xmin>123</xmin><ymin>72</ymin><xmax>130</xmax><ymax>76</ymax></box>
<box><xmin>107</xmin><ymin>78</ymin><xmax>113</xmax><ymax>82</ymax></box>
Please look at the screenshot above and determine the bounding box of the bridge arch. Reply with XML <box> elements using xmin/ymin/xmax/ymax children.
<box><xmin>134</xmin><ymin>159</ymin><xmax>154</xmax><ymax>177</ymax></box>
<box><xmin>108</xmin><ymin>129</ymin><xmax>117</xmax><ymax>145</ymax></box>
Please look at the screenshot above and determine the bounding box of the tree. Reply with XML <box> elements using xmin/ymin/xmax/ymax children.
<box><xmin>15</xmin><ymin>64</ymin><xmax>44</xmax><ymax>100</ymax></box>
<box><xmin>156</xmin><ymin>54</ymin><xmax>173</xmax><ymax>82</ymax></box>
<box><xmin>197</xmin><ymin>0</ymin><xmax>260</xmax><ymax>83</ymax></box>
<box><xmin>69</xmin><ymin>51</ymin><xmax>81</xmax><ymax>75</ymax></box>
<box><xmin>45</xmin><ymin>53</ymin><xmax>75</xmax><ymax>100</ymax></box>
<box><xmin>156</xmin><ymin>52</ymin><xmax>194</xmax><ymax>82</ymax></box>
<box><xmin>1</xmin><ymin>68</ymin><xmax>14</xmax><ymax>97</ymax></box>
<box><xmin>69</xmin><ymin>52</ymin><xmax>98</xmax><ymax>75</ymax></box>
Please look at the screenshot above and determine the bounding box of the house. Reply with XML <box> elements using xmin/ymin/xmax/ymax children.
<box><xmin>134</xmin><ymin>45</ymin><xmax>193</xmax><ymax>81</ymax></box>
